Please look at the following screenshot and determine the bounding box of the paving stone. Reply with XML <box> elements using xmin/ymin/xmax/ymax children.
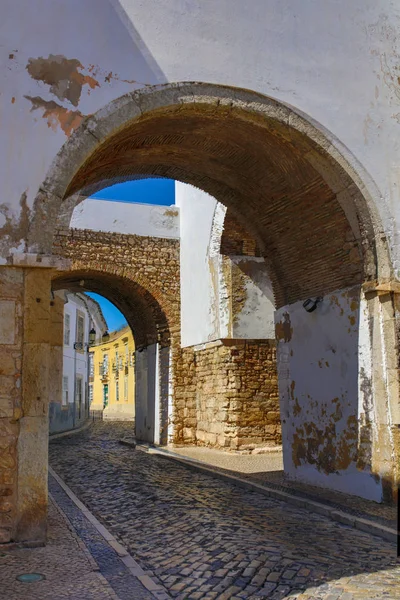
<box><xmin>47</xmin><ymin>422</ymin><xmax>400</xmax><ymax>600</ymax></box>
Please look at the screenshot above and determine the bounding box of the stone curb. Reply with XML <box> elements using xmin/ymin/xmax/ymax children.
<box><xmin>49</xmin><ymin>418</ymin><xmax>94</xmax><ymax>440</ymax></box>
<box><xmin>131</xmin><ymin>444</ymin><xmax>397</xmax><ymax>546</ymax></box>
<box><xmin>49</xmin><ymin>491</ymin><xmax>100</xmax><ymax>573</ymax></box>
<box><xmin>49</xmin><ymin>466</ymin><xmax>171</xmax><ymax>600</ymax></box>
<box><xmin>49</xmin><ymin>493</ymin><xmax>121</xmax><ymax>600</ymax></box>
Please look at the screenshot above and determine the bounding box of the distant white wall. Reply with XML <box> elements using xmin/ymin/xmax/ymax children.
<box><xmin>175</xmin><ymin>182</ymin><xmax>220</xmax><ymax>347</ymax></box>
<box><xmin>70</xmin><ymin>199</ymin><xmax>179</xmax><ymax>239</ymax></box>
<box><xmin>63</xmin><ymin>293</ymin><xmax>91</xmax><ymax>411</ymax></box>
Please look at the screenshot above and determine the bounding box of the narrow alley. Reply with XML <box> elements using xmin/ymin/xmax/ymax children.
<box><xmin>42</xmin><ymin>423</ymin><xmax>400</xmax><ymax>600</ymax></box>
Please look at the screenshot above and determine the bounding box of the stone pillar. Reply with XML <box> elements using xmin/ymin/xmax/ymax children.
<box><xmin>48</xmin><ymin>292</ymin><xmax>64</xmax><ymax>434</ymax></box>
<box><xmin>363</xmin><ymin>283</ymin><xmax>400</xmax><ymax>503</ymax></box>
<box><xmin>0</xmin><ymin>256</ymin><xmax>67</xmax><ymax>545</ymax></box>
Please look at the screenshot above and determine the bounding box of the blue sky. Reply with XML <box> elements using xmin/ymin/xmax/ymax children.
<box><xmin>87</xmin><ymin>293</ymin><xmax>127</xmax><ymax>331</ymax></box>
<box><xmin>90</xmin><ymin>178</ymin><xmax>175</xmax><ymax>205</ymax></box>
<box><xmin>87</xmin><ymin>178</ymin><xmax>175</xmax><ymax>332</ymax></box>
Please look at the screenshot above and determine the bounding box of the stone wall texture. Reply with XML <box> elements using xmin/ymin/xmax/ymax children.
<box><xmin>53</xmin><ymin>228</ymin><xmax>281</xmax><ymax>451</ymax></box>
<box><xmin>174</xmin><ymin>340</ymin><xmax>281</xmax><ymax>451</ymax></box>
<box><xmin>53</xmin><ymin>228</ymin><xmax>181</xmax><ymax>348</ymax></box>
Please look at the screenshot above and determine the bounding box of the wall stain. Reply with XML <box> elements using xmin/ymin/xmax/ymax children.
<box><xmin>292</xmin><ymin>411</ymin><xmax>359</xmax><ymax>475</ymax></box>
<box><xmin>275</xmin><ymin>312</ymin><xmax>292</xmax><ymax>342</ymax></box>
<box><xmin>0</xmin><ymin>192</ymin><xmax>30</xmax><ymax>255</ymax></box>
<box><xmin>26</xmin><ymin>54</ymin><xmax>99</xmax><ymax>107</ymax></box>
<box><xmin>163</xmin><ymin>209</ymin><xmax>179</xmax><ymax>218</ymax></box>
<box><xmin>24</xmin><ymin>96</ymin><xmax>84</xmax><ymax>137</ymax></box>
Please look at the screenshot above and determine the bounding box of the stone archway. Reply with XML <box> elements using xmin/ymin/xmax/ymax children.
<box><xmin>51</xmin><ymin>225</ymin><xmax>180</xmax><ymax>447</ymax></box>
<box><xmin>28</xmin><ymin>83</ymin><xmax>391</xmax><ymax>291</ymax></box>
<box><xmin>6</xmin><ymin>82</ymin><xmax>399</xmax><ymax>545</ymax></box>
<box><xmin>32</xmin><ymin>83</ymin><xmax>397</xmax><ymax>496</ymax></box>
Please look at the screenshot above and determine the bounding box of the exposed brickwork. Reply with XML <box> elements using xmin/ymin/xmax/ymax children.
<box><xmin>220</xmin><ymin>211</ymin><xmax>262</xmax><ymax>257</ymax></box>
<box><xmin>174</xmin><ymin>340</ymin><xmax>280</xmax><ymax>451</ymax></box>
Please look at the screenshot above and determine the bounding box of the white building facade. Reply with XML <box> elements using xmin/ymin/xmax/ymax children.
<box><xmin>49</xmin><ymin>292</ymin><xmax>107</xmax><ymax>434</ymax></box>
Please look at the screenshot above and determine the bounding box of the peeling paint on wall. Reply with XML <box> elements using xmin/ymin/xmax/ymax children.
<box><xmin>26</xmin><ymin>54</ymin><xmax>99</xmax><ymax>106</ymax></box>
<box><xmin>0</xmin><ymin>193</ymin><xmax>30</xmax><ymax>256</ymax></box>
<box><xmin>275</xmin><ymin>312</ymin><xmax>292</xmax><ymax>342</ymax></box>
<box><xmin>24</xmin><ymin>96</ymin><xmax>84</xmax><ymax>137</ymax></box>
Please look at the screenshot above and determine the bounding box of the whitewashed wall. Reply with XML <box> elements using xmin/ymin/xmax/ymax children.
<box><xmin>70</xmin><ymin>199</ymin><xmax>179</xmax><ymax>239</ymax></box>
<box><xmin>175</xmin><ymin>183</ymin><xmax>220</xmax><ymax>346</ymax></box>
<box><xmin>231</xmin><ymin>257</ymin><xmax>275</xmax><ymax>340</ymax></box>
<box><xmin>1</xmin><ymin>0</ymin><xmax>400</xmax><ymax>273</ymax></box>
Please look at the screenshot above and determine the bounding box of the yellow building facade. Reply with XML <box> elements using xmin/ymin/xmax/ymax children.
<box><xmin>89</xmin><ymin>326</ymin><xmax>135</xmax><ymax>421</ymax></box>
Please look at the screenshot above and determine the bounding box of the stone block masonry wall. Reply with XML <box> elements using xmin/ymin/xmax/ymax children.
<box><xmin>173</xmin><ymin>340</ymin><xmax>280</xmax><ymax>451</ymax></box>
<box><xmin>53</xmin><ymin>229</ymin><xmax>280</xmax><ymax>452</ymax></box>
<box><xmin>53</xmin><ymin>228</ymin><xmax>181</xmax><ymax>348</ymax></box>
<box><xmin>0</xmin><ymin>265</ymin><xmax>55</xmax><ymax>544</ymax></box>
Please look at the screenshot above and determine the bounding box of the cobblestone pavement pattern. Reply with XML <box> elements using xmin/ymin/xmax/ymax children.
<box><xmin>169</xmin><ymin>447</ymin><xmax>396</xmax><ymax>528</ymax></box>
<box><xmin>49</xmin><ymin>423</ymin><xmax>400</xmax><ymax>599</ymax></box>
<box><xmin>0</xmin><ymin>498</ymin><xmax>117</xmax><ymax>600</ymax></box>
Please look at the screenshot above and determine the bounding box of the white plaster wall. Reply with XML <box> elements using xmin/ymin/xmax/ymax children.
<box><xmin>70</xmin><ymin>199</ymin><xmax>179</xmax><ymax>239</ymax></box>
<box><xmin>134</xmin><ymin>343</ymin><xmax>157</xmax><ymax>442</ymax></box>
<box><xmin>116</xmin><ymin>0</ymin><xmax>400</xmax><ymax>273</ymax></box>
<box><xmin>62</xmin><ymin>293</ymin><xmax>91</xmax><ymax>414</ymax></box>
<box><xmin>2</xmin><ymin>0</ymin><xmax>400</xmax><ymax>272</ymax></box>
<box><xmin>0</xmin><ymin>0</ymin><xmax>163</xmax><ymax>257</ymax></box>
<box><xmin>175</xmin><ymin>182</ymin><xmax>221</xmax><ymax>347</ymax></box>
<box><xmin>231</xmin><ymin>257</ymin><xmax>275</xmax><ymax>340</ymax></box>
<box><xmin>275</xmin><ymin>286</ymin><xmax>383</xmax><ymax>502</ymax></box>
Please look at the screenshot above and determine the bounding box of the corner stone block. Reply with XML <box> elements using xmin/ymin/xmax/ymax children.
<box><xmin>23</xmin><ymin>269</ymin><xmax>53</xmax><ymax>344</ymax></box>
<box><xmin>15</xmin><ymin>416</ymin><xmax>48</xmax><ymax>544</ymax></box>
<box><xmin>0</xmin><ymin>300</ymin><xmax>16</xmax><ymax>345</ymax></box>
<box><xmin>22</xmin><ymin>343</ymin><xmax>49</xmax><ymax>417</ymax></box>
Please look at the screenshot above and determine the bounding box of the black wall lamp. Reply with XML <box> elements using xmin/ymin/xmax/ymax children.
<box><xmin>74</xmin><ymin>327</ymin><xmax>97</xmax><ymax>351</ymax></box>
<box><xmin>303</xmin><ymin>296</ymin><xmax>323</xmax><ymax>313</ymax></box>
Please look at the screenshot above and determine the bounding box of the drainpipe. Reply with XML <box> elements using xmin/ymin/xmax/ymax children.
<box><xmin>73</xmin><ymin>345</ymin><xmax>77</xmax><ymax>429</ymax></box>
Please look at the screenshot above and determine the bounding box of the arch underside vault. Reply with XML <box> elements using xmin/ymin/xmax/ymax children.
<box><xmin>60</xmin><ymin>102</ymin><xmax>379</xmax><ymax>308</ymax></box>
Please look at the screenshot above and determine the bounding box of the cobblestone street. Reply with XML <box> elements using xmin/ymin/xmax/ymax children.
<box><xmin>49</xmin><ymin>423</ymin><xmax>400</xmax><ymax>600</ymax></box>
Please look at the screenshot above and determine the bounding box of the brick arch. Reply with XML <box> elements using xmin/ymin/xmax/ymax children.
<box><xmin>220</xmin><ymin>209</ymin><xmax>262</xmax><ymax>258</ymax></box>
<box><xmin>52</xmin><ymin>268</ymin><xmax>172</xmax><ymax>349</ymax></box>
<box><xmin>29</xmin><ymin>82</ymin><xmax>392</xmax><ymax>308</ymax></box>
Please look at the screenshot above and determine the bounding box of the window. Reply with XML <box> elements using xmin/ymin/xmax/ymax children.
<box><xmin>62</xmin><ymin>376</ymin><xmax>69</xmax><ymax>406</ymax></box>
<box><xmin>114</xmin><ymin>350</ymin><xmax>119</xmax><ymax>379</ymax></box>
<box><xmin>76</xmin><ymin>312</ymin><xmax>85</xmax><ymax>347</ymax></box>
<box><xmin>116</xmin><ymin>380</ymin><xmax>119</xmax><ymax>402</ymax></box>
<box><xmin>64</xmin><ymin>313</ymin><xmax>70</xmax><ymax>346</ymax></box>
<box><xmin>89</xmin><ymin>353</ymin><xmax>94</xmax><ymax>377</ymax></box>
<box><xmin>124</xmin><ymin>344</ymin><xmax>129</xmax><ymax>374</ymax></box>
<box><xmin>124</xmin><ymin>374</ymin><xmax>128</xmax><ymax>401</ymax></box>
<box><xmin>101</xmin><ymin>354</ymin><xmax>109</xmax><ymax>376</ymax></box>
<box><xmin>89</xmin><ymin>384</ymin><xmax>93</xmax><ymax>405</ymax></box>
<box><xmin>103</xmin><ymin>384</ymin><xmax>109</xmax><ymax>408</ymax></box>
